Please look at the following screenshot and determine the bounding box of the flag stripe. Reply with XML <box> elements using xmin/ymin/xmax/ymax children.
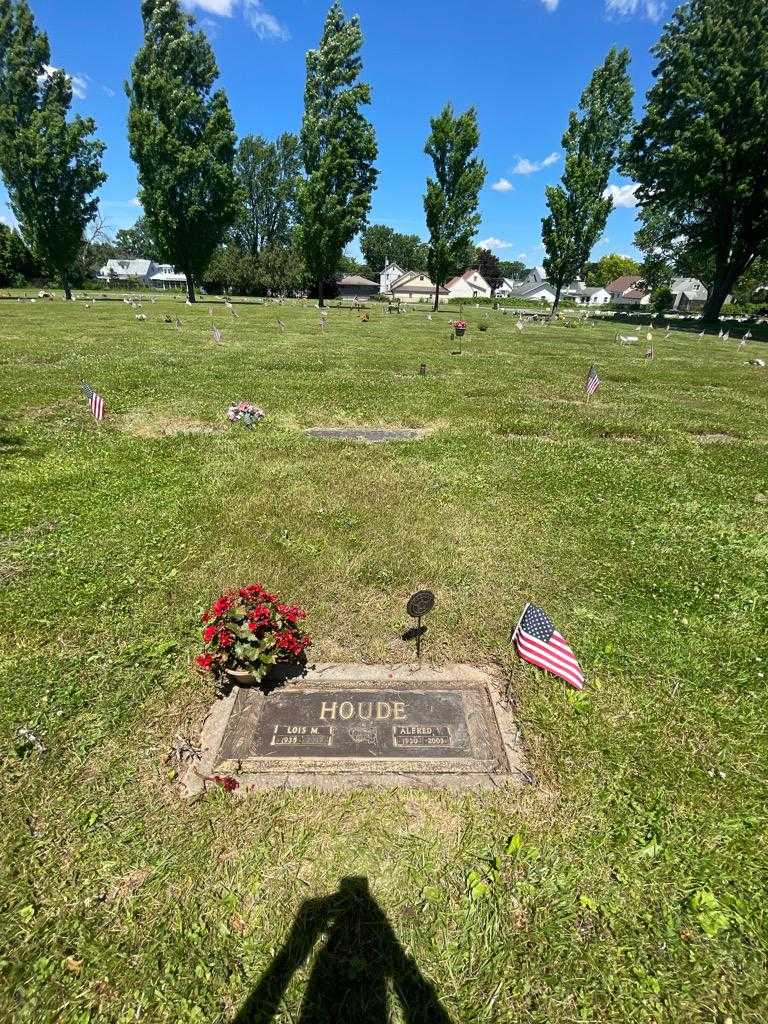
<box><xmin>517</xmin><ymin>633</ymin><xmax>584</xmax><ymax>687</ymax></box>
<box><xmin>519</xmin><ymin>632</ymin><xmax>581</xmax><ymax>676</ymax></box>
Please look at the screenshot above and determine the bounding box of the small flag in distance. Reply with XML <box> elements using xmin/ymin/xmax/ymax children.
<box><xmin>586</xmin><ymin>364</ymin><xmax>600</xmax><ymax>395</ymax></box>
<box><xmin>81</xmin><ymin>381</ymin><xmax>105</xmax><ymax>421</ymax></box>
<box><xmin>212</xmin><ymin>326</ymin><xmax>222</xmax><ymax>343</ymax></box>
<box><xmin>512</xmin><ymin>603</ymin><xmax>584</xmax><ymax>691</ymax></box>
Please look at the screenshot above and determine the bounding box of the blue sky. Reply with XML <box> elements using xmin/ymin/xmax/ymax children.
<box><xmin>3</xmin><ymin>0</ymin><xmax>671</xmax><ymax>265</ymax></box>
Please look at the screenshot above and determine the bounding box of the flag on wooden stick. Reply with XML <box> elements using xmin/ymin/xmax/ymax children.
<box><xmin>81</xmin><ymin>381</ymin><xmax>105</xmax><ymax>421</ymax></box>
<box><xmin>212</xmin><ymin>326</ymin><xmax>222</xmax><ymax>343</ymax></box>
<box><xmin>512</xmin><ymin>603</ymin><xmax>584</xmax><ymax>691</ymax></box>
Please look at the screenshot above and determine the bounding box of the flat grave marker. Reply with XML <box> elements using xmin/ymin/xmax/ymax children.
<box><xmin>184</xmin><ymin>664</ymin><xmax>526</xmax><ymax>793</ymax></box>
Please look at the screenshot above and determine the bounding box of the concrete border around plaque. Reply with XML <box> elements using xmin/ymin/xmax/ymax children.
<box><xmin>181</xmin><ymin>664</ymin><xmax>527</xmax><ymax>796</ymax></box>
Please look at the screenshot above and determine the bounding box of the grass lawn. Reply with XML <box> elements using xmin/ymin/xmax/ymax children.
<box><xmin>1</xmin><ymin>295</ymin><xmax>766</xmax><ymax>1023</ymax></box>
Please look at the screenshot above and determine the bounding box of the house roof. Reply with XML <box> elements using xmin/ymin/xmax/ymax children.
<box><xmin>605</xmin><ymin>275</ymin><xmax>644</xmax><ymax>295</ymax></box>
<box><xmin>622</xmin><ymin>288</ymin><xmax>647</xmax><ymax>300</ymax></box>
<box><xmin>671</xmin><ymin>277</ymin><xmax>706</xmax><ymax>294</ymax></box>
<box><xmin>338</xmin><ymin>274</ymin><xmax>378</xmax><ymax>287</ymax></box>
<box><xmin>445</xmin><ymin>269</ymin><xmax>491</xmax><ymax>291</ymax></box>
<box><xmin>509</xmin><ymin>282</ymin><xmax>555</xmax><ymax>299</ymax></box>
<box><xmin>100</xmin><ymin>258</ymin><xmax>154</xmax><ymax>278</ymax></box>
<box><xmin>582</xmin><ymin>286</ymin><xmax>609</xmax><ymax>296</ymax></box>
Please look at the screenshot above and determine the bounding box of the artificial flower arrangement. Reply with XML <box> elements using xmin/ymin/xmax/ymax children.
<box><xmin>196</xmin><ymin>584</ymin><xmax>311</xmax><ymax>683</ymax></box>
<box><xmin>451</xmin><ymin>319</ymin><xmax>468</xmax><ymax>336</ymax></box>
<box><xmin>227</xmin><ymin>402</ymin><xmax>265</xmax><ymax>427</ymax></box>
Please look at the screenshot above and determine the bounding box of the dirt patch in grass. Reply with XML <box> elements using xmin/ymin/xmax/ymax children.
<box><xmin>119</xmin><ymin>413</ymin><xmax>223</xmax><ymax>438</ymax></box>
<box><xmin>691</xmin><ymin>431</ymin><xmax>739</xmax><ymax>444</ymax></box>
<box><xmin>597</xmin><ymin>432</ymin><xmax>645</xmax><ymax>443</ymax></box>
<box><xmin>505</xmin><ymin>432</ymin><xmax>560</xmax><ymax>443</ymax></box>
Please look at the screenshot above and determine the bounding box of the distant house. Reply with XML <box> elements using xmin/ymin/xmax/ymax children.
<box><xmin>605</xmin><ymin>275</ymin><xmax>651</xmax><ymax>306</ymax></box>
<box><xmin>670</xmin><ymin>277</ymin><xmax>709</xmax><ymax>311</ymax></box>
<box><xmin>575</xmin><ymin>286</ymin><xmax>612</xmax><ymax>306</ymax></box>
<box><xmin>390</xmin><ymin>270</ymin><xmax>449</xmax><ymax>303</ymax></box>
<box><xmin>337</xmin><ymin>274</ymin><xmax>379</xmax><ymax>300</ymax></box>
<box><xmin>379</xmin><ymin>262</ymin><xmax>406</xmax><ymax>294</ymax></box>
<box><xmin>495</xmin><ymin>277</ymin><xmax>523</xmax><ymax>298</ymax></box>
<box><xmin>98</xmin><ymin>258</ymin><xmax>187</xmax><ymax>289</ymax></box>
<box><xmin>506</xmin><ymin>281</ymin><xmax>557</xmax><ymax>304</ymax></box>
<box><xmin>524</xmin><ymin>266</ymin><xmax>548</xmax><ymax>285</ymax></box>
<box><xmin>444</xmin><ymin>269</ymin><xmax>492</xmax><ymax>300</ymax></box>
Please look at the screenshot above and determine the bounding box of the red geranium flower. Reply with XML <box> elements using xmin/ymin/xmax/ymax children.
<box><xmin>195</xmin><ymin>653</ymin><xmax>214</xmax><ymax>671</ymax></box>
<box><xmin>212</xmin><ymin>595</ymin><xmax>233</xmax><ymax>617</ymax></box>
<box><xmin>218</xmin><ymin>630</ymin><xmax>234</xmax><ymax>649</ymax></box>
<box><xmin>203</xmin><ymin>625</ymin><xmax>217</xmax><ymax>644</ymax></box>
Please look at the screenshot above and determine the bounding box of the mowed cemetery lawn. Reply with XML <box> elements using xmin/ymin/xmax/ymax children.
<box><xmin>1</xmin><ymin>295</ymin><xmax>767</xmax><ymax>1024</ymax></box>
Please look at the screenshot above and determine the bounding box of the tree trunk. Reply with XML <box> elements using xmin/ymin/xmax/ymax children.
<box><xmin>548</xmin><ymin>279</ymin><xmax>563</xmax><ymax>320</ymax></box>
<box><xmin>318</xmin><ymin>279</ymin><xmax>325</xmax><ymax>308</ymax></box>
<box><xmin>433</xmin><ymin>281</ymin><xmax>440</xmax><ymax>312</ymax></box>
<box><xmin>62</xmin><ymin>268</ymin><xmax>72</xmax><ymax>302</ymax></box>
<box><xmin>185</xmin><ymin>270</ymin><xmax>196</xmax><ymax>304</ymax></box>
<box><xmin>701</xmin><ymin>264</ymin><xmax>740</xmax><ymax>322</ymax></box>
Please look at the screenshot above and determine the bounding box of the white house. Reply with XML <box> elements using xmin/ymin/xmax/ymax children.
<box><xmin>390</xmin><ymin>270</ymin><xmax>449</xmax><ymax>303</ymax></box>
<box><xmin>495</xmin><ymin>277</ymin><xmax>523</xmax><ymax>298</ymax></box>
<box><xmin>605</xmin><ymin>275</ymin><xmax>651</xmax><ymax>307</ymax></box>
<box><xmin>379</xmin><ymin>262</ymin><xmax>406</xmax><ymax>294</ymax></box>
<box><xmin>577</xmin><ymin>286</ymin><xmax>612</xmax><ymax>306</ymax></box>
<box><xmin>444</xmin><ymin>269</ymin><xmax>492</xmax><ymax>300</ymax></box>
<box><xmin>98</xmin><ymin>258</ymin><xmax>187</xmax><ymax>289</ymax></box>
<box><xmin>507</xmin><ymin>281</ymin><xmax>557</xmax><ymax>304</ymax></box>
<box><xmin>671</xmin><ymin>277</ymin><xmax>708</xmax><ymax>311</ymax></box>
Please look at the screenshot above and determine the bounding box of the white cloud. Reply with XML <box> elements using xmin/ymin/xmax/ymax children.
<box><xmin>491</xmin><ymin>178</ymin><xmax>514</xmax><ymax>193</ymax></box>
<box><xmin>478</xmin><ymin>237</ymin><xmax>514</xmax><ymax>251</ymax></box>
<box><xmin>39</xmin><ymin>64</ymin><xmax>87</xmax><ymax>100</ymax></box>
<box><xmin>516</xmin><ymin>253</ymin><xmax>528</xmax><ymax>261</ymax></box>
<box><xmin>604</xmin><ymin>182</ymin><xmax>640</xmax><ymax>208</ymax></box>
<box><xmin>130</xmin><ymin>197</ymin><xmax>142</xmax><ymax>208</ymax></box>
<box><xmin>184</xmin><ymin>0</ymin><xmax>236</xmax><ymax>13</ymax></box>
<box><xmin>244</xmin><ymin>0</ymin><xmax>289</xmax><ymax>39</ymax></box>
<box><xmin>605</xmin><ymin>0</ymin><xmax>665</xmax><ymax>20</ymax></box>
<box><xmin>512</xmin><ymin>152</ymin><xmax>559</xmax><ymax>175</ymax></box>
<box><xmin>184</xmin><ymin>0</ymin><xmax>288</xmax><ymax>39</ymax></box>
<box><xmin>540</xmin><ymin>0</ymin><xmax>560</xmax><ymax>10</ymax></box>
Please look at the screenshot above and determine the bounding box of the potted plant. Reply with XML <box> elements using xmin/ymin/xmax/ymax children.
<box><xmin>195</xmin><ymin>584</ymin><xmax>311</xmax><ymax>686</ymax></box>
<box><xmin>452</xmin><ymin>319</ymin><xmax>468</xmax><ymax>338</ymax></box>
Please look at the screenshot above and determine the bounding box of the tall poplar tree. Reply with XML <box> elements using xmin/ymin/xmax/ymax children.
<box><xmin>423</xmin><ymin>104</ymin><xmax>486</xmax><ymax>311</ymax></box>
<box><xmin>542</xmin><ymin>48</ymin><xmax>633</xmax><ymax>315</ymax></box>
<box><xmin>126</xmin><ymin>0</ymin><xmax>237</xmax><ymax>303</ymax></box>
<box><xmin>0</xmin><ymin>0</ymin><xmax>106</xmax><ymax>300</ymax></box>
<box><xmin>623</xmin><ymin>0</ymin><xmax>768</xmax><ymax>321</ymax></box>
<box><xmin>296</xmin><ymin>1</ymin><xmax>378</xmax><ymax>307</ymax></box>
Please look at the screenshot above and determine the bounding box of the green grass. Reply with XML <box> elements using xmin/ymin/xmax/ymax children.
<box><xmin>1</xmin><ymin>295</ymin><xmax>766</xmax><ymax>1023</ymax></box>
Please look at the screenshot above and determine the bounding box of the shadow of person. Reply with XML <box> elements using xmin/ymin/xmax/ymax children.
<box><xmin>233</xmin><ymin>876</ymin><xmax>454</xmax><ymax>1024</ymax></box>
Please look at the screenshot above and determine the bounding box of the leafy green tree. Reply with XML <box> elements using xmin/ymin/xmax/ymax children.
<box><xmin>360</xmin><ymin>224</ymin><xmax>428</xmax><ymax>275</ymax></box>
<box><xmin>0</xmin><ymin>221</ymin><xmax>37</xmax><ymax>284</ymax></box>
<box><xmin>233</xmin><ymin>133</ymin><xmax>300</xmax><ymax>257</ymax></box>
<box><xmin>542</xmin><ymin>48</ymin><xmax>633</xmax><ymax>315</ymax></box>
<box><xmin>623</xmin><ymin>0</ymin><xmax>768</xmax><ymax>322</ymax></box>
<box><xmin>475</xmin><ymin>248</ymin><xmax>501</xmax><ymax>290</ymax></box>
<box><xmin>127</xmin><ymin>0</ymin><xmax>238</xmax><ymax>303</ymax></box>
<box><xmin>651</xmin><ymin>286</ymin><xmax>674</xmax><ymax>313</ymax></box>
<box><xmin>296</xmin><ymin>1</ymin><xmax>378</xmax><ymax>307</ymax></box>
<box><xmin>497</xmin><ymin>259</ymin><xmax>526</xmax><ymax>282</ymax></box>
<box><xmin>114</xmin><ymin>215</ymin><xmax>160</xmax><ymax>261</ymax></box>
<box><xmin>423</xmin><ymin>104</ymin><xmax>486</xmax><ymax>311</ymax></box>
<box><xmin>584</xmin><ymin>252</ymin><xmax>642</xmax><ymax>287</ymax></box>
<box><xmin>256</xmin><ymin>243</ymin><xmax>306</xmax><ymax>296</ymax></box>
<box><xmin>0</xmin><ymin>0</ymin><xmax>106</xmax><ymax>300</ymax></box>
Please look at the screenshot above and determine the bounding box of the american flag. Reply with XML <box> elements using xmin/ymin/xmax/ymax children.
<box><xmin>512</xmin><ymin>603</ymin><xmax>584</xmax><ymax>691</ymax></box>
<box><xmin>81</xmin><ymin>381</ymin><xmax>105</xmax><ymax>421</ymax></box>
<box><xmin>586</xmin><ymin>364</ymin><xmax>600</xmax><ymax>396</ymax></box>
<box><xmin>212</xmin><ymin>326</ymin><xmax>222</xmax><ymax>343</ymax></box>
